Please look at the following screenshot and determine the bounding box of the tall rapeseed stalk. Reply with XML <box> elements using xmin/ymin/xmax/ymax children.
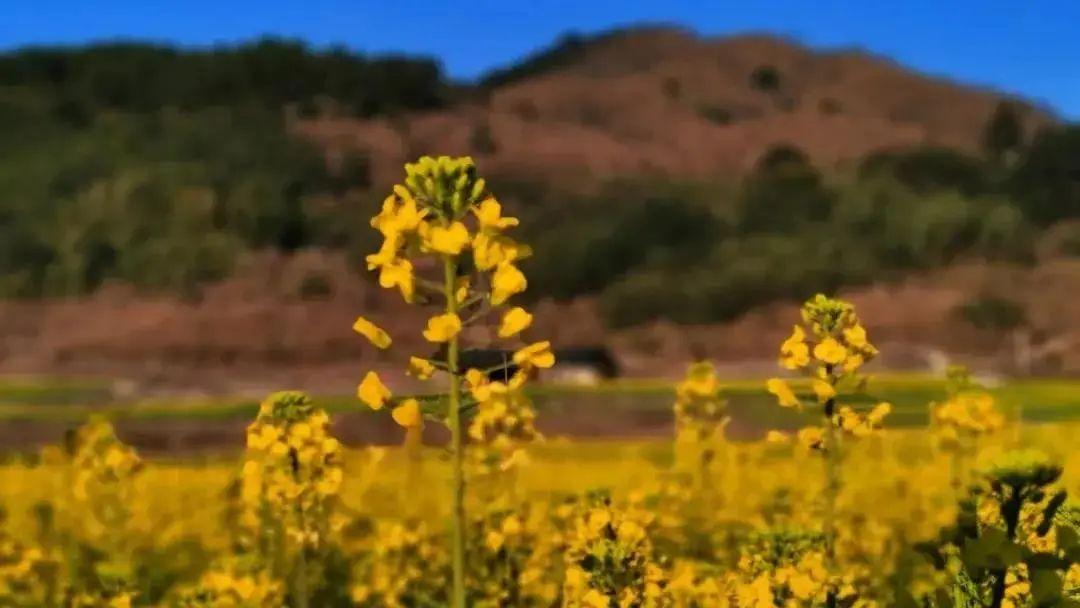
<box><xmin>352</xmin><ymin>156</ymin><xmax>551</xmax><ymax>607</ymax></box>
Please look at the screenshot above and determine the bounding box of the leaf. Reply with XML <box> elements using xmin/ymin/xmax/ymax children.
<box><xmin>1056</xmin><ymin>523</ymin><xmax>1079</xmax><ymax>552</ymax></box>
<box><xmin>1029</xmin><ymin>569</ymin><xmax>1062</xmax><ymax>605</ymax></box>
<box><xmin>1025</xmin><ymin>550</ymin><xmax>1070</xmax><ymax>571</ymax></box>
<box><xmin>962</xmin><ymin>529</ymin><xmax>1023</xmax><ymax>571</ymax></box>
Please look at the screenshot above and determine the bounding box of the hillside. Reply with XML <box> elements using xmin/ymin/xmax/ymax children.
<box><xmin>1</xmin><ymin>27</ymin><xmax>1079</xmax><ymax>389</ymax></box>
<box><xmin>296</xmin><ymin>26</ymin><xmax>1054</xmax><ymax>187</ymax></box>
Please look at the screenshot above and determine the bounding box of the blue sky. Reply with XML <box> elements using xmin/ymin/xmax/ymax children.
<box><xmin>2</xmin><ymin>1</ymin><xmax>1077</xmax><ymax>119</ymax></box>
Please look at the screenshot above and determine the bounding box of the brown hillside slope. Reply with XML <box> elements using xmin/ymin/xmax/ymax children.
<box><xmin>297</xmin><ymin>27</ymin><xmax>1053</xmax><ymax>189</ymax></box>
<box><xmin>3</xmin><ymin>251</ymin><xmax>1079</xmax><ymax>394</ymax></box>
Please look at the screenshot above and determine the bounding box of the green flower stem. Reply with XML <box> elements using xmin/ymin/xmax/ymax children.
<box><xmin>823</xmin><ymin>372</ymin><xmax>840</xmax><ymax>608</ymax></box>
<box><xmin>443</xmin><ymin>255</ymin><xmax>466</xmax><ymax>608</ymax></box>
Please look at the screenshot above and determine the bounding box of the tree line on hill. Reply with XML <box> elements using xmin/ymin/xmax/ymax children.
<box><xmin>0</xmin><ymin>39</ymin><xmax>1078</xmax><ymax>328</ymax></box>
<box><xmin>515</xmin><ymin>118</ymin><xmax>1080</xmax><ymax>326</ymax></box>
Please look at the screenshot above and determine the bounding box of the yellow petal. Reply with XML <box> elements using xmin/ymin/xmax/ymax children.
<box><xmin>513</xmin><ymin>341</ymin><xmax>555</xmax><ymax>369</ymax></box>
<box><xmin>352</xmin><ymin>316</ymin><xmax>392</xmax><ymax>349</ymax></box>
<box><xmin>422</xmin><ymin>313</ymin><xmax>462</xmax><ymax>343</ymax></box>
<box><xmin>497</xmin><ymin>307</ymin><xmax>533</xmax><ymax>338</ymax></box>
<box><xmin>765</xmin><ymin>430</ymin><xmax>790</xmax><ymax>444</ymax></box>
<box><xmin>766</xmin><ymin>378</ymin><xmax>800</xmax><ymax>408</ymax></box>
<box><xmin>813</xmin><ymin>337</ymin><xmax>847</xmax><ymax>365</ymax></box>
<box><xmin>491</xmin><ymin>262</ymin><xmax>527</xmax><ymax>305</ymax></box>
<box><xmin>811</xmin><ymin>379</ymin><xmax>836</xmax><ymax>403</ymax></box>
<box><xmin>426</xmin><ymin>221</ymin><xmax>470</xmax><ymax>255</ymax></box>
<box><xmin>391</xmin><ymin>399</ymin><xmax>423</xmax><ymax>428</ymax></box>
<box><xmin>357</xmin><ymin>371</ymin><xmax>391</xmax><ymax>410</ymax></box>
<box><xmin>407</xmin><ymin>356</ymin><xmax>436</xmax><ymax>380</ymax></box>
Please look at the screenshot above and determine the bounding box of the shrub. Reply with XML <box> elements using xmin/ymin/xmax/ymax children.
<box><xmin>954</xmin><ymin>295</ymin><xmax>1027</xmax><ymax>331</ymax></box>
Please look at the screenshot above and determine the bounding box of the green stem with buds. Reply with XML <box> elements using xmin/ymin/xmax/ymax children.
<box><xmin>443</xmin><ymin>256</ymin><xmax>466</xmax><ymax>608</ymax></box>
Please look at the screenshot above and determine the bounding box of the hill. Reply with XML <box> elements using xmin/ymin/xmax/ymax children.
<box><xmin>1</xmin><ymin>27</ymin><xmax>1080</xmax><ymax>387</ymax></box>
<box><xmin>296</xmin><ymin>26</ymin><xmax>1055</xmax><ymax>187</ymax></box>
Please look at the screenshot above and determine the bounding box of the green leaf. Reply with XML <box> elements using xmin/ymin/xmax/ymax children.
<box><xmin>1056</xmin><ymin>523</ymin><xmax>1079</xmax><ymax>552</ymax></box>
<box><xmin>1029</xmin><ymin>569</ymin><xmax>1063</xmax><ymax>605</ymax></box>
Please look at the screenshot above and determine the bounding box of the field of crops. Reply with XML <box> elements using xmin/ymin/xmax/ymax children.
<box><xmin>2</xmin><ymin>156</ymin><xmax>1078</xmax><ymax>607</ymax></box>
<box><xmin>0</xmin><ymin>385</ymin><xmax>1078</xmax><ymax>607</ymax></box>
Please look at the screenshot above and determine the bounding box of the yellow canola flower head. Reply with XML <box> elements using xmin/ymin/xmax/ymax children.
<box><xmin>843</xmin><ymin>324</ymin><xmax>868</xmax><ymax>349</ymax></box>
<box><xmin>813</xmin><ymin>337</ymin><xmax>847</xmax><ymax>366</ymax></box>
<box><xmin>422</xmin><ymin>312</ymin><xmax>462</xmax><ymax>343</ymax></box>
<box><xmin>391</xmin><ymin>399</ymin><xmax>423</xmax><ymax>429</ymax></box>
<box><xmin>377</xmin><ymin>258</ymin><xmax>415</xmax><ymax>303</ymax></box>
<box><xmin>780</xmin><ymin>325</ymin><xmax>810</xmax><ymax>370</ymax></box>
<box><xmin>765</xmin><ymin>430</ymin><xmax>790</xmax><ymax>443</ymax></box>
<box><xmin>582</xmin><ymin>589</ymin><xmax>610</xmax><ymax>608</ymax></box>
<box><xmin>676</xmin><ymin>360</ymin><xmax>720</xmax><ymax>399</ymax></box>
<box><xmin>370</xmin><ymin>194</ymin><xmax>399</xmax><ymax>235</ymax></box>
<box><xmin>392</xmin><ymin>194</ymin><xmax>427</xmax><ymax>232</ymax></box>
<box><xmin>811</xmin><ymin>378</ymin><xmax>836</xmax><ymax>403</ymax></box>
<box><xmin>454</xmin><ymin>276</ymin><xmax>471</xmax><ymax>304</ymax></box>
<box><xmin>498</xmin><ymin>306</ymin><xmax>533</xmax><ymax>338</ymax></box>
<box><xmin>513</xmin><ymin>341</ymin><xmax>556</xmax><ymax>369</ymax></box>
<box><xmin>867</xmin><ymin>402</ymin><xmax>892</xmax><ymax>425</ymax></box>
<box><xmin>472</xmin><ymin>232</ymin><xmax>531</xmax><ymax>271</ymax></box>
<box><xmin>474</xmin><ymin>197</ymin><xmax>519</xmax><ymax>230</ymax></box>
<box><xmin>358</xmin><ymin>371</ymin><xmax>391</xmax><ymax>410</ymax></box>
<box><xmin>407</xmin><ymin>356</ymin><xmax>437</xmax><ymax>380</ymax></box>
<box><xmin>766</xmin><ymin>378</ymin><xmax>801</xmax><ymax>408</ymax></box>
<box><xmin>491</xmin><ymin>262</ymin><xmax>527</xmax><ymax>305</ymax></box>
<box><xmin>365</xmin><ymin>231</ymin><xmax>400</xmax><ymax>270</ymax></box>
<box><xmin>843</xmin><ymin>353</ymin><xmax>866</xmax><ymax>374</ymax></box>
<box><xmin>352</xmin><ymin>316</ymin><xmax>391</xmax><ymax>349</ymax></box>
<box><xmin>797</xmin><ymin>426</ymin><xmax>825</xmax><ymax>450</ymax></box>
<box><xmin>426</xmin><ymin>221</ymin><xmax>470</xmax><ymax>255</ymax></box>
<box><xmin>465</xmin><ymin>368</ymin><xmax>493</xmax><ymax>402</ymax></box>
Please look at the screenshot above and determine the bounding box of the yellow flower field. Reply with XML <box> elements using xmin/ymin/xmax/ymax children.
<box><xmin>1</xmin><ymin>156</ymin><xmax>1077</xmax><ymax>607</ymax></box>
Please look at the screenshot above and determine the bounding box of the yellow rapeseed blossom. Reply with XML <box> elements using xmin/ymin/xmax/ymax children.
<box><xmin>497</xmin><ymin>306</ymin><xmax>533</xmax><ymax>338</ymax></box>
<box><xmin>780</xmin><ymin>325</ymin><xmax>811</xmax><ymax>369</ymax></box>
<box><xmin>813</xmin><ymin>337</ymin><xmax>847</xmax><ymax>366</ymax></box>
<box><xmin>797</xmin><ymin>426</ymin><xmax>825</xmax><ymax>450</ymax></box>
<box><xmin>473</xmin><ymin>197</ymin><xmax>519</xmax><ymax>230</ymax></box>
<box><xmin>425</xmin><ymin>221</ymin><xmax>470</xmax><ymax>255</ymax></box>
<box><xmin>407</xmin><ymin>356</ymin><xmax>437</xmax><ymax>380</ymax></box>
<box><xmin>422</xmin><ymin>312</ymin><xmax>462</xmax><ymax>343</ymax></box>
<box><xmin>352</xmin><ymin>315</ymin><xmax>392</xmax><ymax>349</ymax></box>
<box><xmin>391</xmin><ymin>399</ymin><xmax>423</xmax><ymax>429</ymax></box>
<box><xmin>766</xmin><ymin>378</ymin><xmax>800</xmax><ymax>408</ymax></box>
<box><xmin>811</xmin><ymin>378</ymin><xmax>837</xmax><ymax>403</ymax></box>
<box><xmin>513</xmin><ymin>341</ymin><xmax>555</xmax><ymax>369</ymax></box>
<box><xmin>491</xmin><ymin>262</ymin><xmax>527</xmax><ymax>305</ymax></box>
<box><xmin>765</xmin><ymin>429</ymin><xmax>790</xmax><ymax>443</ymax></box>
<box><xmin>377</xmin><ymin>258</ymin><xmax>416</xmax><ymax>303</ymax></box>
<box><xmin>358</xmin><ymin>371</ymin><xmax>391</xmax><ymax>410</ymax></box>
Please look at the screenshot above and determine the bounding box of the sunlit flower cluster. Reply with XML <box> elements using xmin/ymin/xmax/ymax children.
<box><xmin>169</xmin><ymin>561</ymin><xmax>284</xmax><ymax>607</ymax></box>
<box><xmin>0</xmin><ymin>524</ymin><xmax>58</xmax><ymax>606</ymax></box>
<box><xmin>932</xmin><ymin>367</ymin><xmax>1006</xmax><ymax>449</ymax></box>
<box><xmin>562</xmin><ymin>494</ymin><xmax>670</xmax><ymax>608</ymax></box>
<box><xmin>673</xmin><ymin>361</ymin><xmax>728</xmax><ymax>447</ymax></box>
<box><xmin>349</xmin><ymin>520</ymin><xmax>449</xmax><ymax>607</ymax></box>
<box><xmin>352</xmin><ymin>155</ymin><xmax>554</xmax><ymax>607</ymax></box>
<box><xmin>766</xmin><ymin>294</ymin><xmax>890</xmax><ymax>448</ymax></box>
<box><xmin>240</xmin><ymin>391</ymin><xmax>344</xmax><ymax>552</ymax></box>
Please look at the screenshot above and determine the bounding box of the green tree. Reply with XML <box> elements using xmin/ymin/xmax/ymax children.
<box><xmin>982</xmin><ymin>101</ymin><xmax>1024</xmax><ymax>163</ymax></box>
<box><xmin>1008</xmin><ymin>125</ymin><xmax>1080</xmax><ymax>225</ymax></box>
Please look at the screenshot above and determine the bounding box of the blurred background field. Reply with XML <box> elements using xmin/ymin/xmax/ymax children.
<box><xmin>0</xmin><ymin>373</ymin><xmax>1079</xmax><ymax>454</ymax></box>
<box><xmin>2</xmin><ymin>7</ymin><xmax>1080</xmax><ymax>401</ymax></box>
